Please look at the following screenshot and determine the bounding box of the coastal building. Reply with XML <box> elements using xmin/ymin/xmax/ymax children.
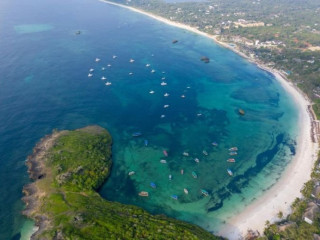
<box><xmin>234</xmin><ymin>19</ymin><xmax>265</xmax><ymax>28</ymax></box>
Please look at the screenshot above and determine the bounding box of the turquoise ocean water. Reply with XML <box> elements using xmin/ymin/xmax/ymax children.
<box><xmin>0</xmin><ymin>0</ymin><xmax>298</xmax><ymax>238</ymax></box>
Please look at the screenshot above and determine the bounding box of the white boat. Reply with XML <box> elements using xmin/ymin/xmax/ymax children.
<box><xmin>160</xmin><ymin>159</ymin><xmax>167</xmax><ymax>164</ymax></box>
<box><xmin>149</xmin><ymin>90</ymin><xmax>155</xmax><ymax>94</ymax></box>
<box><xmin>112</xmin><ymin>55</ymin><xmax>117</xmax><ymax>59</ymax></box>
<box><xmin>181</xmin><ymin>95</ymin><xmax>185</xmax><ymax>98</ymax></box>
<box><xmin>89</xmin><ymin>68</ymin><xmax>94</xmax><ymax>72</ymax></box>
<box><xmin>129</xmin><ymin>72</ymin><xmax>133</xmax><ymax>75</ymax></box>
<box><xmin>184</xmin><ymin>188</ymin><xmax>189</xmax><ymax>194</ymax></box>
<box><xmin>194</xmin><ymin>158</ymin><xmax>200</xmax><ymax>163</ymax></box>
<box><xmin>151</xmin><ymin>69</ymin><xmax>155</xmax><ymax>73</ymax></box>
<box><xmin>88</xmin><ymin>73</ymin><xmax>93</xmax><ymax>77</ymax></box>
<box><xmin>101</xmin><ymin>76</ymin><xmax>107</xmax><ymax>80</ymax></box>
<box><xmin>105</xmin><ymin>82</ymin><xmax>112</xmax><ymax>86</ymax></box>
<box><xmin>160</xmin><ymin>115</ymin><xmax>166</xmax><ymax>118</ymax></box>
<box><xmin>164</xmin><ymin>93</ymin><xmax>169</xmax><ymax>97</ymax></box>
<box><xmin>197</xmin><ymin>113</ymin><xmax>202</xmax><ymax>116</ymax></box>
<box><xmin>161</xmin><ymin>77</ymin><xmax>166</xmax><ymax>80</ymax></box>
<box><xmin>129</xmin><ymin>59</ymin><xmax>135</xmax><ymax>63</ymax></box>
<box><xmin>95</xmin><ymin>58</ymin><xmax>100</xmax><ymax>62</ymax></box>
<box><xmin>102</xmin><ymin>67</ymin><xmax>105</xmax><ymax>71</ymax></box>
<box><xmin>161</xmin><ymin>82</ymin><xmax>167</xmax><ymax>86</ymax></box>
<box><xmin>182</xmin><ymin>152</ymin><xmax>189</xmax><ymax>157</ymax></box>
<box><xmin>107</xmin><ymin>64</ymin><xmax>111</xmax><ymax>67</ymax></box>
<box><xmin>187</xmin><ymin>86</ymin><xmax>191</xmax><ymax>89</ymax></box>
<box><xmin>164</xmin><ymin>105</ymin><xmax>169</xmax><ymax>108</ymax></box>
<box><xmin>146</xmin><ymin>64</ymin><xmax>150</xmax><ymax>67</ymax></box>
<box><xmin>169</xmin><ymin>174</ymin><xmax>172</xmax><ymax>180</ymax></box>
<box><xmin>181</xmin><ymin>169</ymin><xmax>184</xmax><ymax>175</ymax></box>
<box><xmin>128</xmin><ymin>171</ymin><xmax>135</xmax><ymax>176</ymax></box>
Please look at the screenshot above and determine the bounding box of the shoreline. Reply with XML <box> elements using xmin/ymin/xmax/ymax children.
<box><xmin>99</xmin><ymin>0</ymin><xmax>319</xmax><ymax>238</ymax></box>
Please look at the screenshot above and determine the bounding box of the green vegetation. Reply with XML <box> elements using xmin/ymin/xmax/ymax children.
<box><xmin>25</xmin><ymin>126</ymin><xmax>220</xmax><ymax>240</ymax></box>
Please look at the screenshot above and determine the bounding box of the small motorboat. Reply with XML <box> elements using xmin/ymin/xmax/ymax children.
<box><xmin>164</xmin><ymin>93</ymin><xmax>169</xmax><ymax>97</ymax></box>
<box><xmin>139</xmin><ymin>191</ymin><xmax>149</xmax><ymax>197</ymax></box>
<box><xmin>160</xmin><ymin>159</ymin><xmax>167</xmax><ymax>164</ymax></box>
<box><xmin>132</xmin><ymin>132</ymin><xmax>142</xmax><ymax>137</ymax></box>
<box><xmin>150</xmin><ymin>182</ymin><xmax>156</xmax><ymax>188</ymax></box>
<box><xmin>227</xmin><ymin>158</ymin><xmax>236</xmax><ymax>163</ymax></box>
<box><xmin>112</xmin><ymin>55</ymin><xmax>117</xmax><ymax>59</ymax></box>
<box><xmin>171</xmin><ymin>195</ymin><xmax>178</xmax><ymax>200</ymax></box>
<box><xmin>229</xmin><ymin>151</ymin><xmax>237</xmax><ymax>156</ymax></box>
<box><xmin>101</xmin><ymin>76</ymin><xmax>107</xmax><ymax>80</ymax></box>
<box><xmin>146</xmin><ymin>64</ymin><xmax>150</xmax><ymax>67</ymax></box>
<box><xmin>149</xmin><ymin>90</ymin><xmax>155</xmax><ymax>94</ymax></box>
<box><xmin>129</xmin><ymin>72</ymin><xmax>133</xmax><ymax>75</ymax></box>
<box><xmin>169</xmin><ymin>174</ymin><xmax>172</xmax><ymax>180</ymax></box>
<box><xmin>212</xmin><ymin>142</ymin><xmax>218</xmax><ymax>146</ymax></box>
<box><xmin>181</xmin><ymin>169</ymin><xmax>184</xmax><ymax>175</ymax></box>
<box><xmin>182</xmin><ymin>152</ymin><xmax>189</xmax><ymax>157</ymax></box>
<box><xmin>163</xmin><ymin>150</ymin><xmax>168</xmax><ymax>157</ymax></box>
<box><xmin>95</xmin><ymin>58</ymin><xmax>100</xmax><ymax>62</ymax></box>
<box><xmin>151</xmin><ymin>69</ymin><xmax>155</xmax><ymax>73</ymax></box>
<box><xmin>88</xmin><ymin>73</ymin><xmax>93</xmax><ymax>77</ymax></box>
<box><xmin>197</xmin><ymin>113</ymin><xmax>202</xmax><ymax>117</ymax></box>
<box><xmin>227</xmin><ymin>169</ymin><xmax>233</xmax><ymax>176</ymax></box>
<box><xmin>184</xmin><ymin>188</ymin><xmax>189</xmax><ymax>194</ymax></box>
<box><xmin>229</xmin><ymin>147</ymin><xmax>238</xmax><ymax>151</ymax></box>
<box><xmin>102</xmin><ymin>67</ymin><xmax>105</xmax><ymax>71</ymax></box>
<box><xmin>128</xmin><ymin>171</ymin><xmax>135</xmax><ymax>176</ymax></box>
<box><xmin>160</xmin><ymin>115</ymin><xmax>166</xmax><ymax>118</ymax></box>
<box><xmin>239</xmin><ymin>109</ymin><xmax>245</xmax><ymax>115</ymax></box>
<box><xmin>161</xmin><ymin>77</ymin><xmax>166</xmax><ymax>80</ymax></box>
<box><xmin>129</xmin><ymin>59</ymin><xmax>135</xmax><ymax>63</ymax></box>
<box><xmin>160</xmin><ymin>82</ymin><xmax>167</xmax><ymax>86</ymax></box>
<box><xmin>89</xmin><ymin>68</ymin><xmax>94</xmax><ymax>72</ymax></box>
<box><xmin>107</xmin><ymin>64</ymin><xmax>111</xmax><ymax>67</ymax></box>
<box><xmin>194</xmin><ymin>158</ymin><xmax>200</xmax><ymax>163</ymax></box>
<box><xmin>172</xmin><ymin>40</ymin><xmax>178</xmax><ymax>44</ymax></box>
<box><xmin>105</xmin><ymin>82</ymin><xmax>112</xmax><ymax>86</ymax></box>
<box><xmin>201</xmin><ymin>189</ymin><xmax>209</xmax><ymax>196</ymax></box>
<box><xmin>192</xmin><ymin>171</ymin><xmax>198</xmax><ymax>179</ymax></box>
<box><xmin>181</xmin><ymin>95</ymin><xmax>185</xmax><ymax>98</ymax></box>
<box><xmin>164</xmin><ymin>105</ymin><xmax>169</xmax><ymax>108</ymax></box>
<box><xmin>202</xmin><ymin>150</ymin><xmax>208</xmax><ymax>156</ymax></box>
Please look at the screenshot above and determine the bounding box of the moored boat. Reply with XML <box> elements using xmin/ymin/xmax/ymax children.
<box><xmin>149</xmin><ymin>90</ymin><xmax>155</xmax><ymax>94</ymax></box>
<box><xmin>163</xmin><ymin>150</ymin><xmax>168</xmax><ymax>157</ymax></box>
<box><xmin>95</xmin><ymin>58</ymin><xmax>100</xmax><ymax>62</ymax></box>
<box><xmin>192</xmin><ymin>171</ymin><xmax>198</xmax><ymax>179</ymax></box>
<box><xmin>129</xmin><ymin>59</ymin><xmax>135</xmax><ymax>63</ymax></box>
<box><xmin>239</xmin><ymin>109</ymin><xmax>245</xmax><ymax>115</ymax></box>
<box><xmin>181</xmin><ymin>169</ymin><xmax>184</xmax><ymax>175</ymax></box>
<box><xmin>194</xmin><ymin>158</ymin><xmax>200</xmax><ymax>163</ymax></box>
<box><xmin>229</xmin><ymin>147</ymin><xmax>238</xmax><ymax>151</ymax></box>
<box><xmin>201</xmin><ymin>189</ymin><xmax>209</xmax><ymax>196</ymax></box>
<box><xmin>229</xmin><ymin>151</ymin><xmax>237</xmax><ymax>156</ymax></box>
<box><xmin>144</xmin><ymin>139</ymin><xmax>148</xmax><ymax>146</ymax></box>
<box><xmin>184</xmin><ymin>188</ymin><xmax>189</xmax><ymax>194</ymax></box>
<box><xmin>160</xmin><ymin>159</ymin><xmax>167</xmax><ymax>164</ymax></box>
<box><xmin>212</xmin><ymin>142</ymin><xmax>218</xmax><ymax>146</ymax></box>
<box><xmin>132</xmin><ymin>132</ymin><xmax>142</xmax><ymax>137</ymax></box>
<box><xmin>202</xmin><ymin>150</ymin><xmax>208</xmax><ymax>156</ymax></box>
<box><xmin>164</xmin><ymin>93</ymin><xmax>169</xmax><ymax>97</ymax></box>
<box><xmin>182</xmin><ymin>152</ymin><xmax>189</xmax><ymax>157</ymax></box>
<box><xmin>227</xmin><ymin>158</ymin><xmax>236</xmax><ymax>163</ymax></box>
<box><xmin>171</xmin><ymin>194</ymin><xmax>178</xmax><ymax>200</ymax></box>
<box><xmin>105</xmin><ymin>82</ymin><xmax>112</xmax><ymax>86</ymax></box>
<box><xmin>128</xmin><ymin>171</ymin><xmax>135</xmax><ymax>176</ymax></box>
<box><xmin>227</xmin><ymin>168</ymin><xmax>233</xmax><ymax>176</ymax></box>
<box><xmin>88</xmin><ymin>73</ymin><xmax>93</xmax><ymax>77</ymax></box>
<box><xmin>150</xmin><ymin>182</ymin><xmax>156</xmax><ymax>188</ymax></box>
<box><xmin>161</xmin><ymin>82</ymin><xmax>167</xmax><ymax>86</ymax></box>
<box><xmin>139</xmin><ymin>191</ymin><xmax>149</xmax><ymax>197</ymax></box>
<box><xmin>169</xmin><ymin>174</ymin><xmax>172</xmax><ymax>180</ymax></box>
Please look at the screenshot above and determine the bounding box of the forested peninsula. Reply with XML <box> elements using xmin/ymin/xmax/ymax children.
<box><xmin>22</xmin><ymin>126</ymin><xmax>221</xmax><ymax>240</ymax></box>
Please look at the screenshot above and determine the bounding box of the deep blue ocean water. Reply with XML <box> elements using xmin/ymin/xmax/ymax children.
<box><xmin>0</xmin><ymin>0</ymin><xmax>298</xmax><ymax>238</ymax></box>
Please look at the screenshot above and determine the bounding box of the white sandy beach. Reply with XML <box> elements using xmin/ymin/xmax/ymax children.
<box><xmin>100</xmin><ymin>1</ymin><xmax>319</xmax><ymax>238</ymax></box>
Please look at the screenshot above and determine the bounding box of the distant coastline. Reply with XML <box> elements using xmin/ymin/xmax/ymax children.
<box><xmin>99</xmin><ymin>0</ymin><xmax>319</xmax><ymax>238</ymax></box>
